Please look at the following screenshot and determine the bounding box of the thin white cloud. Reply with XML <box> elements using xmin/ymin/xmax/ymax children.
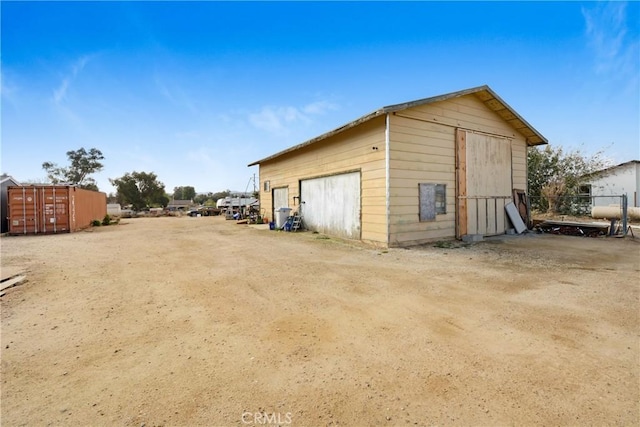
<box><xmin>53</xmin><ymin>78</ymin><xmax>70</xmax><ymax>104</ymax></box>
<box><xmin>582</xmin><ymin>1</ymin><xmax>639</xmax><ymax>85</ymax></box>
<box><xmin>155</xmin><ymin>77</ymin><xmax>176</xmax><ymax>104</ymax></box>
<box><xmin>186</xmin><ymin>146</ymin><xmax>217</xmax><ymax>166</ymax></box>
<box><xmin>0</xmin><ymin>70</ymin><xmax>20</xmax><ymax>106</ymax></box>
<box><xmin>249</xmin><ymin>100</ymin><xmax>339</xmax><ymax>134</ymax></box>
<box><xmin>123</xmin><ymin>145</ymin><xmax>156</xmax><ymax>166</ymax></box>
<box><xmin>249</xmin><ymin>105</ymin><xmax>306</xmax><ymax>134</ymax></box>
<box><xmin>154</xmin><ymin>74</ymin><xmax>199</xmax><ymax>114</ymax></box>
<box><xmin>52</xmin><ymin>55</ymin><xmax>92</xmax><ymax>105</ymax></box>
<box><xmin>302</xmin><ymin>100</ymin><xmax>339</xmax><ymax>115</ymax></box>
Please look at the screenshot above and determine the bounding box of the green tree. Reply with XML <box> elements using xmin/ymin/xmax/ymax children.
<box><xmin>211</xmin><ymin>190</ymin><xmax>231</xmax><ymax>202</ymax></box>
<box><xmin>527</xmin><ymin>145</ymin><xmax>611</xmax><ymax>213</ymax></box>
<box><xmin>42</xmin><ymin>147</ymin><xmax>105</xmax><ymax>191</ymax></box>
<box><xmin>110</xmin><ymin>171</ymin><xmax>169</xmax><ymax>211</ymax></box>
<box><xmin>193</xmin><ymin>192</ymin><xmax>212</xmax><ymax>205</ymax></box>
<box><xmin>106</xmin><ymin>193</ymin><xmax>119</xmax><ymax>204</ymax></box>
<box><xmin>172</xmin><ymin>186</ymin><xmax>196</xmax><ymax>200</ymax></box>
<box><xmin>193</xmin><ymin>190</ymin><xmax>231</xmax><ymax>206</ymax></box>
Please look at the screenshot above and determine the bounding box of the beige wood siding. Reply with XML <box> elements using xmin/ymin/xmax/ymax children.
<box><xmin>387</xmin><ymin>94</ymin><xmax>529</xmax><ymax>246</ymax></box>
<box><xmin>511</xmin><ymin>138</ymin><xmax>527</xmax><ymax>191</ymax></box>
<box><xmin>257</xmin><ymin>116</ymin><xmax>387</xmax><ymax>245</ymax></box>
<box><xmin>387</xmin><ymin>115</ymin><xmax>456</xmax><ymax>246</ymax></box>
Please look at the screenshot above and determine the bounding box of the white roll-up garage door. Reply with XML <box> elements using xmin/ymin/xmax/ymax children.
<box><xmin>300</xmin><ymin>172</ymin><xmax>361</xmax><ymax>239</ymax></box>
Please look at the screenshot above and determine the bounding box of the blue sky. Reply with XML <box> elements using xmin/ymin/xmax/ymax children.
<box><xmin>2</xmin><ymin>1</ymin><xmax>639</xmax><ymax>195</ymax></box>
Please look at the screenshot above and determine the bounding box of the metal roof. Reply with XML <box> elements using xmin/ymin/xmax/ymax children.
<box><xmin>583</xmin><ymin>160</ymin><xmax>640</xmax><ymax>178</ymax></box>
<box><xmin>0</xmin><ymin>174</ymin><xmax>21</xmax><ymax>186</ymax></box>
<box><xmin>248</xmin><ymin>85</ymin><xmax>547</xmax><ymax>167</ymax></box>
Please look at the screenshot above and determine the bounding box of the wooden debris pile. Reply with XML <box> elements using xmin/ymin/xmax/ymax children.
<box><xmin>534</xmin><ymin>220</ymin><xmax>609</xmax><ymax>237</ymax></box>
<box><xmin>0</xmin><ymin>268</ymin><xmax>27</xmax><ymax>296</ymax></box>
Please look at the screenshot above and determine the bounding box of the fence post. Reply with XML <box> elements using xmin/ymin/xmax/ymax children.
<box><xmin>622</xmin><ymin>194</ymin><xmax>628</xmax><ymax>236</ymax></box>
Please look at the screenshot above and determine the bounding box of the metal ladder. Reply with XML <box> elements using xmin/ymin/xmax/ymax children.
<box><xmin>291</xmin><ymin>212</ymin><xmax>302</xmax><ymax>232</ymax></box>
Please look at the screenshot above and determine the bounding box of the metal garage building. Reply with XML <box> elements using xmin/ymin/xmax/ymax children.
<box><xmin>248</xmin><ymin>85</ymin><xmax>547</xmax><ymax>247</ymax></box>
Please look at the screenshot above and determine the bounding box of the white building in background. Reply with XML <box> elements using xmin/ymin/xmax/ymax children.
<box><xmin>585</xmin><ymin>160</ymin><xmax>640</xmax><ymax>207</ymax></box>
<box><xmin>107</xmin><ymin>203</ymin><xmax>122</xmax><ymax>216</ymax></box>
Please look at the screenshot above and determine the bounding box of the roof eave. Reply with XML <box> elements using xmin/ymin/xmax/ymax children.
<box><xmin>479</xmin><ymin>87</ymin><xmax>548</xmax><ymax>146</ymax></box>
<box><xmin>583</xmin><ymin>159</ymin><xmax>640</xmax><ymax>178</ymax></box>
<box><xmin>0</xmin><ymin>176</ymin><xmax>21</xmax><ymax>186</ymax></box>
<box><xmin>247</xmin><ymin>109</ymin><xmax>385</xmax><ymax>167</ymax></box>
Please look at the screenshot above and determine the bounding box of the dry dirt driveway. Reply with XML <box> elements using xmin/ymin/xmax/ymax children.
<box><xmin>1</xmin><ymin>216</ymin><xmax>638</xmax><ymax>426</ymax></box>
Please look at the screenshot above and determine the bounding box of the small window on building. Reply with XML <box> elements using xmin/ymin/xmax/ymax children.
<box><xmin>578</xmin><ymin>184</ymin><xmax>591</xmax><ymax>202</ymax></box>
<box><xmin>419</xmin><ymin>183</ymin><xmax>446</xmax><ymax>221</ymax></box>
<box><xmin>577</xmin><ymin>184</ymin><xmax>592</xmax><ymax>211</ymax></box>
<box><xmin>435</xmin><ymin>184</ymin><xmax>446</xmax><ymax>214</ymax></box>
<box><xmin>263</xmin><ymin>180</ymin><xmax>270</xmax><ymax>192</ymax></box>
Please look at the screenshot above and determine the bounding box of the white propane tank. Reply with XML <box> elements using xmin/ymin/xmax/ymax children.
<box><xmin>592</xmin><ymin>206</ymin><xmax>640</xmax><ymax>220</ymax></box>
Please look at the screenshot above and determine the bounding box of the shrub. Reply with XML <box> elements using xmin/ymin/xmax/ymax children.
<box><xmin>91</xmin><ymin>219</ymin><xmax>102</xmax><ymax>227</ymax></box>
<box><xmin>102</xmin><ymin>214</ymin><xmax>112</xmax><ymax>226</ymax></box>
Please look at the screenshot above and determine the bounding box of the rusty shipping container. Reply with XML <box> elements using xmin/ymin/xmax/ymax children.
<box><xmin>8</xmin><ymin>185</ymin><xmax>107</xmax><ymax>235</ymax></box>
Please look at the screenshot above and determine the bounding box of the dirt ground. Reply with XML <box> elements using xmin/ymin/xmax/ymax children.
<box><xmin>1</xmin><ymin>216</ymin><xmax>638</xmax><ymax>426</ymax></box>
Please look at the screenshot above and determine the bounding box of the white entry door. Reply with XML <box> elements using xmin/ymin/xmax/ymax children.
<box><xmin>272</xmin><ymin>187</ymin><xmax>289</xmax><ymax>220</ymax></box>
<box><xmin>301</xmin><ymin>172</ymin><xmax>361</xmax><ymax>239</ymax></box>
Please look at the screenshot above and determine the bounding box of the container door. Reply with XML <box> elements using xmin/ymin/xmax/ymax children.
<box><xmin>8</xmin><ymin>187</ymin><xmax>38</xmax><ymax>235</ymax></box>
<box><xmin>41</xmin><ymin>187</ymin><xmax>71</xmax><ymax>233</ymax></box>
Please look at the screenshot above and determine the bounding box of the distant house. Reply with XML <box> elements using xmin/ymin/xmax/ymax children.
<box><xmin>584</xmin><ymin>160</ymin><xmax>640</xmax><ymax>207</ymax></box>
<box><xmin>248</xmin><ymin>85</ymin><xmax>547</xmax><ymax>247</ymax></box>
<box><xmin>1</xmin><ymin>174</ymin><xmax>21</xmax><ymax>233</ymax></box>
<box><xmin>167</xmin><ymin>199</ymin><xmax>194</xmax><ymax>211</ymax></box>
